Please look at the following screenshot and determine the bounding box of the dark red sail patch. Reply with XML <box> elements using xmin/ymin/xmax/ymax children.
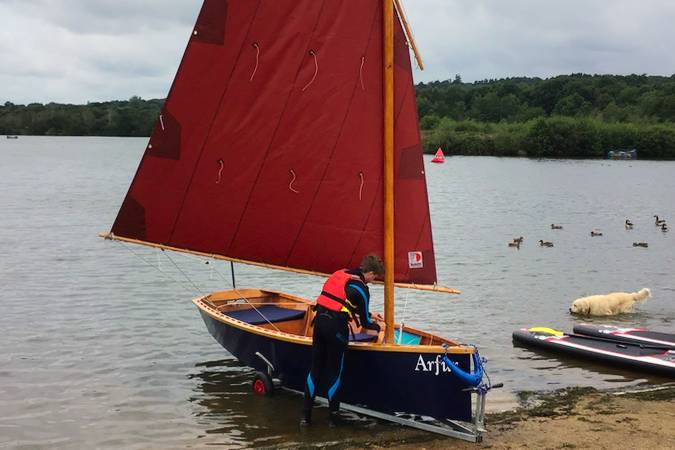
<box><xmin>112</xmin><ymin>195</ymin><xmax>146</xmax><ymax>241</ymax></box>
<box><xmin>193</xmin><ymin>0</ymin><xmax>229</xmax><ymax>45</ymax></box>
<box><xmin>147</xmin><ymin>108</ymin><xmax>181</xmax><ymax>160</ymax></box>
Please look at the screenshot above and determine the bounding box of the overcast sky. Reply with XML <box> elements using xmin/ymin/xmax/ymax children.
<box><xmin>2</xmin><ymin>0</ymin><xmax>675</xmax><ymax>105</ymax></box>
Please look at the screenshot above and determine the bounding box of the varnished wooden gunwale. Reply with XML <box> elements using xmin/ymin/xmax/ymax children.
<box><xmin>194</xmin><ymin>289</ymin><xmax>474</xmax><ymax>355</ymax></box>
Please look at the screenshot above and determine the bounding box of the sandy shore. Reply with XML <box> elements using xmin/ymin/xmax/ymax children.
<box><xmin>342</xmin><ymin>385</ymin><xmax>675</xmax><ymax>450</ymax></box>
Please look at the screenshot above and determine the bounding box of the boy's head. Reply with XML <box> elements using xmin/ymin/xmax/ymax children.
<box><xmin>360</xmin><ymin>254</ymin><xmax>384</xmax><ymax>283</ymax></box>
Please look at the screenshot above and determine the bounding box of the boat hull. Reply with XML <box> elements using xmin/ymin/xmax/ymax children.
<box><xmin>198</xmin><ymin>309</ymin><xmax>473</xmax><ymax>421</ymax></box>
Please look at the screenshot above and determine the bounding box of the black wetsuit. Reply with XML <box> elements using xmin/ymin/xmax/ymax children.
<box><xmin>302</xmin><ymin>269</ymin><xmax>380</xmax><ymax>421</ymax></box>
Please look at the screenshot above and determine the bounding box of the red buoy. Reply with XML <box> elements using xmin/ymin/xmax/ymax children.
<box><xmin>431</xmin><ymin>147</ymin><xmax>445</xmax><ymax>163</ymax></box>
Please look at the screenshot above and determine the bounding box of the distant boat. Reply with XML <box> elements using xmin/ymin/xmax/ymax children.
<box><xmin>431</xmin><ymin>147</ymin><xmax>445</xmax><ymax>163</ymax></box>
<box><xmin>607</xmin><ymin>148</ymin><xmax>637</xmax><ymax>160</ymax></box>
<box><xmin>6</xmin><ymin>135</ymin><xmax>18</xmax><ymax>139</ymax></box>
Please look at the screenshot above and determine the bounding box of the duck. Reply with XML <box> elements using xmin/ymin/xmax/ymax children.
<box><xmin>551</xmin><ymin>224</ymin><xmax>563</xmax><ymax>230</ymax></box>
<box><xmin>513</xmin><ymin>236</ymin><xmax>524</xmax><ymax>244</ymax></box>
<box><xmin>633</xmin><ymin>242</ymin><xmax>649</xmax><ymax>248</ymax></box>
<box><xmin>508</xmin><ymin>241</ymin><xmax>521</xmax><ymax>248</ymax></box>
<box><xmin>625</xmin><ymin>219</ymin><xmax>634</xmax><ymax>230</ymax></box>
<box><xmin>654</xmin><ymin>215</ymin><xmax>666</xmax><ymax>226</ymax></box>
<box><xmin>538</xmin><ymin>240</ymin><xmax>554</xmax><ymax>247</ymax></box>
<box><xmin>662</xmin><ymin>223</ymin><xmax>669</xmax><ymax>232</ymax></box>
<box><xmin>590</xmin><ymin>230</ymin><xmax>603</xmax><ymax>237</ymax></box>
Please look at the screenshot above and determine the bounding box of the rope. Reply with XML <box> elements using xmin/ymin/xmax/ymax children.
<box><xmin>162</xmin><ymin>249</ymin><xmax>206</xmax><ymax>296</ymax></box>
<box><xmin>289</xmin><ymin>169</ymin><xmax>299</xmax><ymax>193</ymax></box>
<box><xmin>216</xmin><ymin>159</ymin><xmax>224</xmax><ymax>184</ymax></box>
<box><xmin>117</xmin><ymin>241</ymin><xmax>196</xmax><ymax>296</ymax></box>
<box><xmin>397</xmin><ymin>288</ymin><xmax>411</xmax><ymax>344</ymax></box>
<box><xmin>250</xmin><ymin>42</ymin><xmax>260</xmax><ymax>82</ymax></box>
<box><xmin>359</xmin><ymin>56</ymin><xmax>366</xmax><ymax>91</ymax></box>
<box><xmin>358</xmin><ymin>171</ymin><xmax>364</xmax><ymax>201</ymax></box>
<box><xmin>301</xmin><ymin>50</ymin><xmax>318</xmax><ymax>92</ymax></box>
<box><xmin>159</xmin><ymin>114</ymin><xmax>165</xmax><ymax>131</ymax></box>
<box><xmin>232</xmin><ymin>288</ymin><xmax>281</xmax><ymax>332</ymax></box>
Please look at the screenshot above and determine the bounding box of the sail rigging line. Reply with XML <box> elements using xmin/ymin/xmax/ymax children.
<box><xmin>216</xmin><ymin>159</ymin><xmax>224</xmax><ymax>183</ymax></box>
<box><xmin>116</xmin><ymin>240</ymin><xmax>198</xmax><ymax>296</ymax></box>
<box><xmin>165</xmin><ymin>0</ymin><xmax>265</xmax><ymax>244</ymax></box>
<box><xmin>250</xmin><ymin>42</ymin><xmax>260</xmax><ymax>82</ymax></box>
<box><xmin>159</xmin><ymin>114</ymin><xmax>165</xmax><ymax>131</ymax></box>
<box><xmin>283</xmin><ymin>5</ymin><xmax>381</xmax><ymax>266</ymax></box>
<box><xmin>301</xmin><ymin>50</ymin><xmax>319</xmax><ymax>91</ymax></box>
<box><xmin>231</xmin><ymin>287</ymin><xmax>282</xmax><ymax>332</ymax></box>
<box><xmin>288</xmin><ymin>169</ymin><xmax>300</xmax><ymax>193</ymax></box>
<box><xmin>161</xmin><ymin>248</ymin><xmax>208</xmax><ymax>297</ymax></box>
<box><xmin>358</xmin><ymin>172</ymin><xmax>365</xmax><ymax>200</ymax></box>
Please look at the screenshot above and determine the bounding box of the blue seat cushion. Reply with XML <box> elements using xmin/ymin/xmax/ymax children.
<box><xmin>350</xmin><ymin>332</ymin><xmax>378</xmax><ymax>342</ymax></box>
<box><xmin>223</xmin><ymin>305</ymin><xmax>305</xmax><ymax>325</ymax></box>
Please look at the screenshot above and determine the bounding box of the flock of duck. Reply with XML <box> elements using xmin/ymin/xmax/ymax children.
<box><xmin>508</xmin><ymin>215</ymin><xmax>668</xmax><ymax>249</ymax></box>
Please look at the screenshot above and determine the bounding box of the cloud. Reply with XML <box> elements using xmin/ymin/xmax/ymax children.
<box><xmin>1</xmin><ymin>0</ymin><xmax>674</xmax><ymax>104</ymax></box>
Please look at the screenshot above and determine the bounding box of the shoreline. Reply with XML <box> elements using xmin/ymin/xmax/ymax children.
<box><xmin>325</xmin><ymin>385</ymin><xmax>675</xmax><ymax>450</ymax></box>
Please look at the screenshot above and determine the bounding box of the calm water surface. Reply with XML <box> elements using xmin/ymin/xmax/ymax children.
<box><xmin>1</xmin><ymin>137</ymin><xmax>674</xmax><ymax>449</ymax></box>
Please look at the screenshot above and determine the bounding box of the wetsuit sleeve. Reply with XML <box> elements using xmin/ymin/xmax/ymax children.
<box><xmin>345</xmin><ymin>281</ymin><xmax>381</xmax><ymax>332</ymax></box>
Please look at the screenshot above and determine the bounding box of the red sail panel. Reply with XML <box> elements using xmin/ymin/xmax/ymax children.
<box><xmin>111</xmin><ymin>0</ymin><xmax>437</xmax><ymax>285</ymax></box>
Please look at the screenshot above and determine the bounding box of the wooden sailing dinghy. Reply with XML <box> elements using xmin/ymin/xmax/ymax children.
<box><xmin>103</xmin><ymin>0</ymin><xmax>498</xmax><ymax>441</ymax></box>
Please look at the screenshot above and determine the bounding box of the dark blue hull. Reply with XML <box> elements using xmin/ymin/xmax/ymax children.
<box><xmin>198</xmin><ymin>309</ymin><xmax>472</xmax><ymax>421</ymax></box>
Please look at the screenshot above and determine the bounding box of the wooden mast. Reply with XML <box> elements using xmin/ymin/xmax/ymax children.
<box><xmin>383</xmin><ymin>0</ymin><xmax>395</xmax><ymax>343</ymax></box>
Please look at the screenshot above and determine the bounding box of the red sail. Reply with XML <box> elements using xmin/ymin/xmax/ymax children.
<box><xmin>112</xmin><ymin>0</ymin><xmax>437</xmax><ymax>285</ymax></box>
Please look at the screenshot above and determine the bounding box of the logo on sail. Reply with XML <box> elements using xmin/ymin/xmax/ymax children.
<box><xmin>408</xmin><ymin>251</ymin><xmax>423</xmax><ymax>269</ymax></box>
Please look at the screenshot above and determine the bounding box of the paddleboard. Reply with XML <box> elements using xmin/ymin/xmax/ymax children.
<box><xmin>573</xmin><ymin>324</ymin><xmax>675</xmax><ymax>349</ymax></box>
<box><xmin>512</xmin><ymin>327</ymin><xmax>675</xmax><ymax>377</ymax></box>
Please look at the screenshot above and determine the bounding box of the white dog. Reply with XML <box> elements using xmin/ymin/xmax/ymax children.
<box><xmin>569</xmin><ymin>288</ymin><xmax>651</xmax><ymax>316</ymax></box>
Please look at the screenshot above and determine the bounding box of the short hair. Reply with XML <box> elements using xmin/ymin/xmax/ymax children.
<box><xmin>360</xmin><ymin>254</ymin><xmax>384</xmax><ymax>276</ymax></box>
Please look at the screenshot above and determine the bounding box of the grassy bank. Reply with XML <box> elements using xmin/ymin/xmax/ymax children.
<box><xmin>422</xmin><ymin>117</ymin><xmax>675</xmax><ymax>159</ymax></box>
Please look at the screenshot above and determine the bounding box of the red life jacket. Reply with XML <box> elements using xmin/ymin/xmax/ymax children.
<box><xmin>316</xmin><ymin>270</ymin><xmax>357</xmax><ymax>315</ymax></box>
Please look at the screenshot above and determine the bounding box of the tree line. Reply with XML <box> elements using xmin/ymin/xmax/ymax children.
<box><xmin>418</xmin><ymin>73</ymin><xmax>675</xmax><ymax>159</ymax></box>
<box><xmin>2</xmin><ymin>74</ymin><xmax>675</xmax><ymax>158</ymax></box>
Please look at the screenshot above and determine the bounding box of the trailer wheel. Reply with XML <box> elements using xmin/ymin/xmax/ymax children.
<box><xmin>252</xmin><ymin>371</ymin><xmax>274</xmax><ymax>396</ymax></box>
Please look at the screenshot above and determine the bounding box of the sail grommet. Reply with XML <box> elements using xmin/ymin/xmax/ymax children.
<box><xmin>301</xmin><ymin>50</ymin><xmax>318</xmax><ymax>92</ymax></box>
<box><xmin>288</xmin><ymin>169</ymin><xmax>299</xmax><ymax>194</ymax></box>
<box><xmin>148</xmin><ymin>144</ymin><xmax>153</xmax><ymax>149</ymax></box>
<box><xmin>193</xmin><ymin>30</ymin><xmax>198</xmax><ymax>36</ymax></box>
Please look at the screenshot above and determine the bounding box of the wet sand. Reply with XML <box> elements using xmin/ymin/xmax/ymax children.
<box><xmin>333</xmin><ymin>386</ymin><xmax>675</xmax><ymax>450</ymax></box>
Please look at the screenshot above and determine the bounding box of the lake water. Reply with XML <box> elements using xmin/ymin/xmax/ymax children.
<box><xmin>1</xmin><ymin>136</ymin><xmax>674</xmax><ymax>449</ymax></box>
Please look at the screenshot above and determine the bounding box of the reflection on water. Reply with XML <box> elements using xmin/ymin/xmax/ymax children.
<box><xmin>1</xmin><ymin>137</ymin><xmax>674</xmax><ymax>448</ymax></box>
<box><xmin>187</xmin><ymin>359</ymin><xmax>398</xmax><ymax>449</ymax></box>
